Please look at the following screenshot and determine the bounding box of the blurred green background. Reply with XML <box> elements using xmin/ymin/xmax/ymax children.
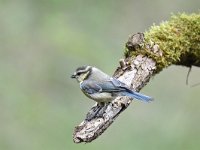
<box><xmin>0</xmin><ymin>0</ymin><xmax>200</xmax><ymax>150</ymax></box>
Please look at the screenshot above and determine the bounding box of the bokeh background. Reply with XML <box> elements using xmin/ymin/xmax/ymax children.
<box><xmin>1</xmin><ymin>0</ymin><xmax>200</xmax><ymax>150</ymax></box>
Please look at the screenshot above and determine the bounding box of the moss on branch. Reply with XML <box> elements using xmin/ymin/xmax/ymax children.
<box><xmin>125</xmin><ymin>13</ymin><xmax>200</xmax><ymax>73</ymax></box>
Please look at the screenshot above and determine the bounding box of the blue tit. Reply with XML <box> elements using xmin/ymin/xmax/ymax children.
<box><xmin>71</xmin><ymin>65</ymin><xmax>153</xmax><ymax>104</ymax></box>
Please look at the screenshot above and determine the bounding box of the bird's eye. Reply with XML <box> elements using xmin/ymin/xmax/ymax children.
<box><xmin>76</xmin><ymin>72</ymin><xmax>81</xmax><ymax>76</ymax></box>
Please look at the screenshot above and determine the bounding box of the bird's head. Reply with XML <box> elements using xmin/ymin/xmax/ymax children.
<box><xmin>71</xmin><ymin>66</ymin><xmax>92</xmax><ymax>82</ymax></box>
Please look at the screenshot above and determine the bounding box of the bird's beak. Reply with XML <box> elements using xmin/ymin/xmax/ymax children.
<box><xmin>71</xmin><ymin>74</ymin><xmax>76</xmax><ymax>78</ymax></box>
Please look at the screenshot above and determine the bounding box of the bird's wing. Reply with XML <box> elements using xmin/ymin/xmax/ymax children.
<box><xmin>107</xmin><ymin>77</ymin><xmax>131</xmax><ymax>91</ymax></box>
<box><xmin>80</xmin><ymin>78</ymin><xmax>127</xmax><ymax>94</ymax></box>
<box><xmin>80</xmin><ymin>81</ymin><xmax>102</xmax><ymax>94</ymax></box>
<box><xmin>109</xmin><ymin>77</ymin><xmax>127</xmax><ymax>88</ymax></box>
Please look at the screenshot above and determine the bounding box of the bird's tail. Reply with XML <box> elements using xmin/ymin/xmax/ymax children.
<box><xmin>123</xmin><ymin>91</ymin><xmax>153</xmax><ymax>102</ymax></box>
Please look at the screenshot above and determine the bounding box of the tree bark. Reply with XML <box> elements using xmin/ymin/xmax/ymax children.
<box><xmin>73</xmin><ymin>13</ymin><xmax>200</xmax><ymax>143</ymax></box>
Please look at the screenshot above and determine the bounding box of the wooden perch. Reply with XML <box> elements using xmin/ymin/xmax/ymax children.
<box><xmin>73</xmin><ymin>13</ymin><xmax>200</xmax><ymax>143</ymax></box>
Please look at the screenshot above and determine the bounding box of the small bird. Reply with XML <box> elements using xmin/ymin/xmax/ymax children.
<box><xmin>71</xmin><ymin>66</ymin><xmax>153</xmax><ymax>105</ymax></box>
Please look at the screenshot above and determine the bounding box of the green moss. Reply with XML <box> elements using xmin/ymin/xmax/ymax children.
<box><xmin>125</xmin><ymin>13</ymin><xmax>200</xmax><ymax>73</ymax></box>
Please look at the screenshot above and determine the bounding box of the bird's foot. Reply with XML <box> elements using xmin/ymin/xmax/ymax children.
<box><xmin>85</xmin><ymin>102</ymin><xmax>108</xmax><ymax>121</ymax></box>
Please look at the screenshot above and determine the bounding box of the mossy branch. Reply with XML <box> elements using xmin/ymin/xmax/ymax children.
<box><xmin>125</xmin><ymin>13</ymin><xmax>200</xmax><ymax>72</ymax></box>
<box><xmin>73</xmin><ymin>13</ymin><xmax>200</xmax><ymax>143</ymax></box>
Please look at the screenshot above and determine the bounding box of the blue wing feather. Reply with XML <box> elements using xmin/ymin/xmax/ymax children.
<box><xmin>80</xmin><ymin>81</ymin><xmax>102</xmax><ymax>94</ymax></box>
<box><xmin>80</xmin><ymin>78</ymin><xmax>126</xmax><ymax>94</ymax></box>
<box><xmin>80</xmin><ymin>78</ymin><xmax>153</xmax><ymax>102</ymax></box>
<box><xmin>110</xmin><ymin>78</ymin><xmax>153</xmax><ymax>102</ymax></box>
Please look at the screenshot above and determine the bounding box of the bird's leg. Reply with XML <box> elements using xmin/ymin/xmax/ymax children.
<box><xmin>98</xmin><ymin>102</ymin><xmax>106</xmax><ymax>107</ymax></box>
<box><xmin>93</xmin><ymin>102</ymin><xmax>105</xmax><ymax>113</ymax></box>
<box><xmin>86</xmin><ymin>102</ymin><xmax>107</xmax><ymax>121</ymax></box>
<box><xmin>96</xmin><ymin>102</ymin><xmax>109</xmax><ymax>117</ymax></box>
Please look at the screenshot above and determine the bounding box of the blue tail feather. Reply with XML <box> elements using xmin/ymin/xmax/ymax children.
<box><xmin>122</xmin><ymin>91</ymin><xmax>153</xmax><ymax>102</ymax></box>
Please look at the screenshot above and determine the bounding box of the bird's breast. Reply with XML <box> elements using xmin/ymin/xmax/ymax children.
<box><xmin>82</xmin><ymin>91</ymin><xmax>113</xmax><ymax>103</ymax></box>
